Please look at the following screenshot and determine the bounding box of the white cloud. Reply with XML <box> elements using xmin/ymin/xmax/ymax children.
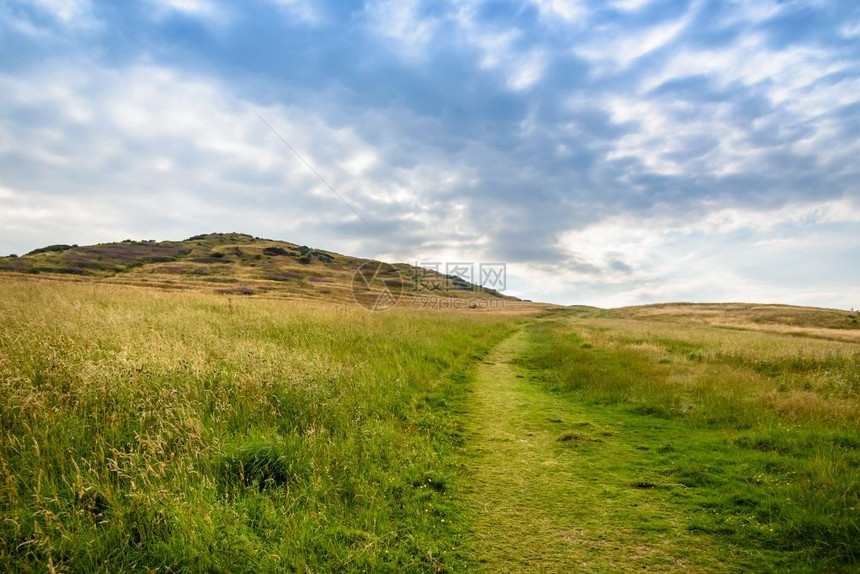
<box><xmin>151</xmin><ymin>0</ymin><xmax>216</xmax><ymax>16</ymax></box>
<box><xmin>610</xmin><ymin>0</ymin><xmax>655</xmax><ymax>12</ymax></box>
<box><xmin>507</xmin><ymin>48</ymin><xmax>546</xmax><ymax>90</ymax></box>
<box><xmin>147</xmin><ymin>0</ymin><xmax>228</xmax><ymax>26</ymax></box>
<box><xmin>366</xmin><ymin>0</ymin><xmax>547</xmax><ymax>89</ymax></box>
<box><xmin>716</xmin><ymin>0</ymin><xmax>828</xmax><ymax>29</ymax></box>
<box><xmin>632</xmin><ymin>33</ymin><xmax>860</xmax><ymax>175</ymax></box>
<box><xmin>646</xmin><ymin>34</ymin><xmax>847</xmax><ymax>103</ymax></box>
<box><xmin>596</xmin><ymin>95</ymin><xmax>757</xmax><ymax>176</ymax></box>
<box><xmin>0</xmin><ymin>185</ymin><xmax>125</xmax><ymax>250</ymax></box>
<box><xmin>553</xmin><ymin>196</ymin><xmax>860</xmax><ymax>299</ymax></box>
<box><xmin>841</xmin><ymin>21</ymin><xmax>860</xmax><ymax>38</ymax></box>
<box><xmin>0</xmin><ymin>58</ymin><xmax>503</xmax><ymax>263</ymax></box>
<box><xmin>6</xmin><ymin>0</ymin><xmax>100</xmax><ymax>33</ymax></box>
<box><xmin>366</xmin><ymin>0</ymin><xmax>441</xmax><ymax>57</ymax></box>
<box><xmin>542</xmin><ymin>198</ymin><xmax>860</xmax><ymax>308</ymax></box>
<box><xmin>557</xmin><ymin>218</ymin><xmax>661</xmax><ymax>283</ymax></box>
<box><xmin>340</xmin><ymin>150</ymin><xmax>379</xmax><ymax>177</ymax></box>
<box><xmin>716</xmin><ymin>0</ymin><xmax>784</xmax><ymax>26</ymax></box>
<box><xmin>0</xmin><ymin>62</ymin><xmax>359</xmax><ymax>250</ymax></box>
<box><xmin>575</xmin><ymin>3</ymin><xmax>698</xmax><ymax>71</ymax></box>
<box><xmin>28</xmin><ymin>0</ymin><xmax>93</xmax><ymax>25</ymax></box>
<box><xmin>453</xmin><ymin>4</ymin><xmax>546</xmax><ymax>90</ymax></box>
<box><xmin>581</xmin><ymin>32</ymin><xmax>858</xmax><ymax>178</ymax></box>
<box><xmin>530</xmin><ymin>0</ymin><xmax>587</xmax><ymax>23</ymax></box>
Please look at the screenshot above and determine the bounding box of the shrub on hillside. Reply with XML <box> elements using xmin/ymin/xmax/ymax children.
<box><xmin>26</xmin><ymin>244</ymin><xmax>77</xmax><ymax>256</ymax></box>
<box><xmin>214</xmin><ymin>286</ymin><xmax>255</xmax><ymax>295</ymax></box>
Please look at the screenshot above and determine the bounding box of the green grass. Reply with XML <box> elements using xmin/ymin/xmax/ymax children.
<box><xmin>511</xmin><ymin>315</ymin><xmax>859</xmax><ymax>571</ymax></box>
<box><xmin>0</xmin><ymin>279</ymin><xmax>517</xmax><ymax>571</ymax></box>
<box><xmin>461</xmin><ymin>330</ymin><xmax>729</xmax><ymax>572</ymax></box>
<box><xmin>2</xmin><ymin>279</ymin><xmax>858</xmax><ymax>571</ymax></box>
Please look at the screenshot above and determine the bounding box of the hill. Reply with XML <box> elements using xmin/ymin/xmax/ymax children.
<box><xmin>610</xmin><ymin>302</ymin><xmax>860</xmax><ymax>342</ymax></box>
<box><xmin>0</xmin><ymin>233</ymin><xmax>521</xmax><ymax>307</ymax></box>
<box><xmin>613</xmin><ymin>301</ymin><xmax>859</xmax><ymax>329</ymax></box>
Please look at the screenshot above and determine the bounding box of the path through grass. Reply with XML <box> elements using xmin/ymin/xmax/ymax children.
<box><xmin>2</xmin><ymin>280</ymin><xmax>856</xmax><ymax>571</ymax></box>
<box><xmin>461</xmin><ymin>322</ymin><xmax>857</xmax><ymax>572</ymax></box>
<box><xmin>462</xmin><ymin>329</ymin><xmax>726</xmax><ymax>571</ymax></box>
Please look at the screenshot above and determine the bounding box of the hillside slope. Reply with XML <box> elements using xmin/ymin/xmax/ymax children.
<box><xmin>0</xmin><ymin>233</ymin><xmax>519</xmax><ymax>306</ymax></box>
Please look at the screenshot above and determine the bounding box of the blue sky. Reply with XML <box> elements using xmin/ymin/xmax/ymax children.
<box><xmin>1</xmin><ymin>0</ymin><xmax>858</xmax><ymax>308</ymax></box>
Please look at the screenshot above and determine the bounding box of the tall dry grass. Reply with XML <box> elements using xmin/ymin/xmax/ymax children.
<box><xmin>0</xmin><ymin>278</ymin><xmax>516</xmax><ymax>571</ymax></box>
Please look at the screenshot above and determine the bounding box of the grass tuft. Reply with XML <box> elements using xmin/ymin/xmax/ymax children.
<box><xmin>221</xmin><ymin>436</ymin><xmax>309</xmax><ymax>490</ymax></box>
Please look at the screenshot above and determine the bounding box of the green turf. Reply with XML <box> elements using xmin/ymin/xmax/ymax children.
<box><xmin>460</xmin><ymin>328</ymin><xmax>730</xmax><ymax>572</ymax></box>
<box><xmin>461</xmin><ymin>316</ymin><xmax>858</xmax><ymax>572</ymax></box>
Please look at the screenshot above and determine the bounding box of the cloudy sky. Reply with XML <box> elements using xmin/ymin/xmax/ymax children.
<box><xmin>1</xmin><ymin>0</ymin><xmax>858</xmax><ymax>307</ymax></box>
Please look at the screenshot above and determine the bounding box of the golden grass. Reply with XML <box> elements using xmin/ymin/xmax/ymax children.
<box><xmin>613</xmin><ymin>302</ymin><xmax>860</xmax><ymax>342</ymax></box>
<box><xmin>0</xmin><ymin>277</ymin><xmax>520</xmax><ymax>571</ymax></box>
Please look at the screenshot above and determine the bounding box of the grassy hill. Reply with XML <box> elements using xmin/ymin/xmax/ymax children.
<box><xmin>0</xmin><ymin>233</ymin><xmax>522</xmax><ymax>307</ymax></box>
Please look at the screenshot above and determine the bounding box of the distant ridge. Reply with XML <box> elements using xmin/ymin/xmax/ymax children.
<box><xmin>0</xmin><ymin>233</ymin><xmax>521</xmax><ymax>305</ymax></box>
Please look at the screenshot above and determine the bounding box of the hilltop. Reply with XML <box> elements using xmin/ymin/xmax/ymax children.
<box><xmin>0</xmin><ymin>233</ymin><xmax>521</xmax><ymax>306</ymax></box>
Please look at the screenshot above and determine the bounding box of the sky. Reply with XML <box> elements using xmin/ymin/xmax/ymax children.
<box><xmin>1</xmin><ymin>0</ymin><xmax>858</xmax><ymax>308</ymax></box>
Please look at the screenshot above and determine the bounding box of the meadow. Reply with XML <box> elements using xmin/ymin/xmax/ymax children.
<box><xmin>1</xmin><ymin>276</ymin><xmax>858</xmax><ymax>572</ymax></box>
<box><xmin>511</xmin><ymin>308</ymin><xmax>859</xmax><ymax>570</ymax></box>
<box><xmin>0</xmin><ymin>278</ymin><xmax>516</xmax><ymax>571</ymax></box>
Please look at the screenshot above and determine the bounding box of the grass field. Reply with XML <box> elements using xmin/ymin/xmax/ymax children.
<box><xmin>1</xmin><ymin>277</ymin><xmax>858</xmax><ymax>572</ymax></box>
<box><xmin>0</xmin><ymin>278</ymin><xmax>517</xmax><ymax>571</ymax></box>
<box><xmin>501</xmin><ymin>310</ymin><xmax>859</xmax><ymax>571</ymax></box>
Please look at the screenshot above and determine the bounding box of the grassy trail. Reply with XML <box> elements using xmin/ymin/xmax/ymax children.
<box><xmin>461</xmin><ymin>327</ymin><xmax>728</xmax><ymax>572</ymax></box>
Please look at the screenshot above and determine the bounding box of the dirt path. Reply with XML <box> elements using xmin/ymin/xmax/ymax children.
<box><xmin>460</xmin><ymin>328</ymin><xmax>724</xmax><ymax>572</ymax></box>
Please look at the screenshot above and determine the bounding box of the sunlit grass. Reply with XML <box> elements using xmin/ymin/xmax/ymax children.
<box><xmin>0</xmin><ymin>278</ymin><xmax>517</xmax><ymax>571</ymax></box>
<box><xmin>3</xmin><ymin>280</ymin><xmax>856</xmax><ymax>570</ymax></box>
<box><xmin>521</xmin><ymin>314</ymin><xmax>859</xmax><ymax>569</ymax></box>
